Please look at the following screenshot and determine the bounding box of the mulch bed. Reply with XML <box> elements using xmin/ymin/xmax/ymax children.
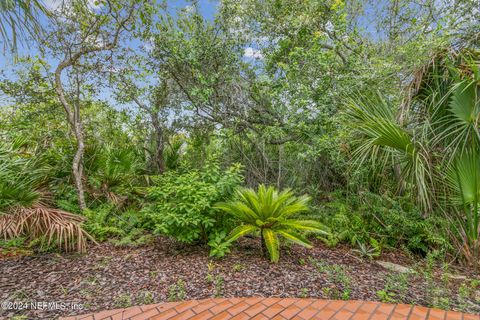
<box><xmin>1</xmin><ymin>237</ymin><xmax>479</xmax><ymax>319</ymax></box>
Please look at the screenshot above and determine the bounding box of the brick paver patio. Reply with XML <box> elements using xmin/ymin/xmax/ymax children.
<box><xmin>60</xmin><ymin>298</ymin><xmax>480</xmax><ymax>320</ymax></box>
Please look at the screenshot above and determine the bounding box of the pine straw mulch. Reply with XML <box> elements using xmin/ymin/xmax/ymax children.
<box><xmin>1</xmin><ymin>237</ymin><xmax>479</xmax><ymax>319</ymax></box>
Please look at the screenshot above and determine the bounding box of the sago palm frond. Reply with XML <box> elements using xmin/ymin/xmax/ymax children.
<box><xmin>276</xmin><ymin>219</ymin><xmax>328</xmax><ymax>233</ymax></box>
<box><xmin>225</xmin><ymin>224</ymin><xmax>257</xmax><ymax>242</ymax></box>
<box><xmin>262</xmin><ymin>228</ymin><xmax>279</xmax><ymax>263</ymax></box>
<box><xmin>275</xmin><ymin>229</ymin><xmax>312</xmax><ymax>248</ymax></box>
<box><xmin>214</xmin><ymin>201</ymin><xmax>259</xmax><ymax>224</ymax></box>
<box><xmin>215</xmin><ymin>185</ymin><xmax>328</xmax><ymax>262</ymax></box>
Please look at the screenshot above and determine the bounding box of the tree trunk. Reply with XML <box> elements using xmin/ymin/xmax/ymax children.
<box><xmin>72</xmin><ymin>122</ymin><xmax>87</xmax><ymax>211</ymax></box>
<box><xmin>55</xmin><ymin>63</ymin><xmax>88</xmax><ymax>212</ymax></box>
<box><xmin>260</xmin><ymin>228</ymin><xmax>267</xmax><ymax>258</ymax></box>
<box><xmin>51</xmin><ymin>3</ymin><xmax>132</xmax><ymax>212</ymax></box>
<box><xmin>151</xmin><ymin>115</ymin><xmax>165</xmax><ymax>174</ymax></box>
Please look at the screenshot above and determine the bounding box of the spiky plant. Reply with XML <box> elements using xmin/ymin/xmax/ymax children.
<box><xmin>0</xmin><ymin>140</ymin><xmax>92</xmax><ymax>252</ymax></box>
<box><xmin>164</xmin><ymin>137</ymin><xmax>184</xmax><ymax>170</ymax></box>
<box><xmin>445</xmin><ymin>151</ymin><xmax>480</xmax><ymax>267</ymax></box>
<box><xmin>345</xmin><ymin>48</ymin><xmax>480</xmax><ymax>266</ymax></box>
<box><xmin>85</xmin><ymin>143</ymin><xmax>143</xmax><ymax>205</ymax></box>
<box><xmin>214</xmin><ymin>185</ymin><xmax>328</xmax><ymax>263</ymax></box>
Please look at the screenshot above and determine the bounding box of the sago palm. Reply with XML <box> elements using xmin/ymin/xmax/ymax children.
<box><xmin>214</xmin><ymin>185</ymin><xmax>328</xmax><ymax>262</ymax></box>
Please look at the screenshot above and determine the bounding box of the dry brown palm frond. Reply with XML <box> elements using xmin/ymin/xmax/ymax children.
<box><xmin>405</xmin><ymin>48</ymin><xmax>479</xmax><ymax>102</ymax></box>
<box><xmin>0</xmin><ymin>206</ymin><xmax>95</xmax><ymax>253</ymax></box>
<box><xmin>106</xmin><ymin>191</ymin><xmax>127</xmax><ymax>207</ymax></box>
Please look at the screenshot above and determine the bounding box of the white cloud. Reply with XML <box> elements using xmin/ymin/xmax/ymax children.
<box><xmin>325</xmin><ymin>21</ymin><xmax>334</xmax><ymax>32</ymax></box>
<box><xmin>244</xmin><ymin>47</ymin><xmax>263</xmax><ymax>59</ymax></box>
<box><xmin>143</xmin><ymin>36</ymin><xmax>155</xmax><ymax>52</ymax></box>
<box><xmin>43</xmin><ymin>0</ymin><xmax>62</xmax><ymax>11</ymax></box>
<box><xmin>43</xmin><ymin>0</ymin><xmax>102</xmax><ymax>12</ymax></box>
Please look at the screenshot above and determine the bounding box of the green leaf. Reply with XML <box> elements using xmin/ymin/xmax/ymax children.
<box><xmin>226</xmin><ymin>225</ymin><xmax>257</xmax><ymax>243</ymax></box>
<box><xmin>446</xmin><ymin>150</ymin><xmax>480</xmax><ymax>206</ymax></box>
<box><xmin>276</xmin><ymin>230</ymin><xmax>312</xmax><ymax>248</ymax></box>
<box><xmin>278</xmin><ymin>220</ymin><xmax>329</xmax><ymax>234</ymax></box>
<box><xmin>262</xmin><ymin>228</ymin><xmax>280</xmax><ymax>263</ymax></box>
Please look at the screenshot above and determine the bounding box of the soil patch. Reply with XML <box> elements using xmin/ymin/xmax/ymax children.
<box><xmin>1</xmin><ymin>237</ymin><xmax>478</xmax><ymax>319</ymax></box>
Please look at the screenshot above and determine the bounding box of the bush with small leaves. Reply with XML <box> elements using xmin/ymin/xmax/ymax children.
<box><xmin>144</xmin><ymin>161</ymin><xmax>242</xmax><ymax>243</ymax></box>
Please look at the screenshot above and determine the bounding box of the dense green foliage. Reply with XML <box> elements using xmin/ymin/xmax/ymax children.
<box><xmin>143</xmin><ymin>162</ymin><xmax>243</xmax><ymax>243</ymax></box>
<box><xmin>313</xmin><ymin>192</ymin><xmax>449</xmax><ymax>255</ymax></box>
<box><xmin>0</xmin><ymin>140</ymin><xmax>91</xmax><ymax>252</ymax></box>
<box><xmin>0</xmin><ymin>139</ymin><xmax>46</xmax><ymax>211</ymax></box>
<box><xmin>345</xmin><ymin>50</ymin><xmax>480</xmax><ymax>265</ymax></box>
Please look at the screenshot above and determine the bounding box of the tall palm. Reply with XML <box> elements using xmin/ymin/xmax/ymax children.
<box><xmin>215</xmin><ymin>185</ymin><xmax>329</xmax><ymax>262</ymax></box>
<box><xmin>0</xmin><ymin>0</ymin><xmax>49</xmax><ymax>55</ymax></box>
<box><xmin>345</xmin><ymin>48</ymin><xmax>480</xmax><ymax>266</ymax></box>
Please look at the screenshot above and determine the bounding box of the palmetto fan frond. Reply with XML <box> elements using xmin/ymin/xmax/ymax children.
<box><xmin>345</xmin><ymin>49</ymin><xmax>480</xmax><ymax>267</ymax></box>
<box><xmin>445</xmin><ymin>150</ymin><xmax>480</xmax><ymax>266</ymax></box>
<box><xmin>85</xmin><ymin>143</ymin><xmax>143</xmax><ymax>205</ymax></box>
<box><xmin>446</xmin><ymin>150</ymin><xmax>480</xmax><ymax>206</ymax></box>
<box><xmin>0</xmin><ymin>138</ymin><xmax>45</xmax><ymax>211</ymax></box>
<box><xmin>215</xmin><ymin>185</ymin><xmax>328</xmax><ymax>262</ymax></box>
<box><xmin>345</xmin><ymin>92</ymin><xmax>432</xmax><ymax>211</ymax></box>
<box><xmin>0</xmin><ymin>0</ymin><xmax>49</xmax><ymax>55</ymax></box>
<box><xmin>0</xmin><ymin>206</ymin><xmax>93</xmax><ymax>252</ymax></box>
<box><xmin>0</xmin><ymin>140</ymin><xmax>92</xmax><ymax>252</ymax></box>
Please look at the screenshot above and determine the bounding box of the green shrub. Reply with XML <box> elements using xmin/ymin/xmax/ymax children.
<box><xmin>143</xmin><ymin>162</ymin><xmax>243</xmax><ymax>243</ymax></box>
<box><xmin>82</xmin><ymin>204</ymin><xmax>148</xmax><ymax>244</ymax></box>
<box><xmin>313</xmin><ymin>191</ymin><xmax>450</xmax><ymax>256</ymax></box>
<box><xmin>84</xmin><ymin>143</ymin><xmax>144</xmax><ymax>205</ymax></box>
<box><xmin>0</xmin><ymin>139</ymin><xmax>47</xmax><ymax>211</ymax></box>
<box><xmin>208</xmin><ymin>231</ymin><xmax>232</xmax><ymax>258</ymax></box>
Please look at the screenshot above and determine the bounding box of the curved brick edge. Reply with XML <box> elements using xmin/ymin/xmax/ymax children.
<box><xmin>59</xmin><ymin>297</ymin><xmax>480</xmax><ymax>320</ymax></box>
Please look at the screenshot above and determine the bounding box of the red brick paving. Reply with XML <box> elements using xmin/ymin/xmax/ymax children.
<box><xmin>59</xmin><ymin>298</ymin><xmax>480</xmax><ymax>320</ymax></box>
